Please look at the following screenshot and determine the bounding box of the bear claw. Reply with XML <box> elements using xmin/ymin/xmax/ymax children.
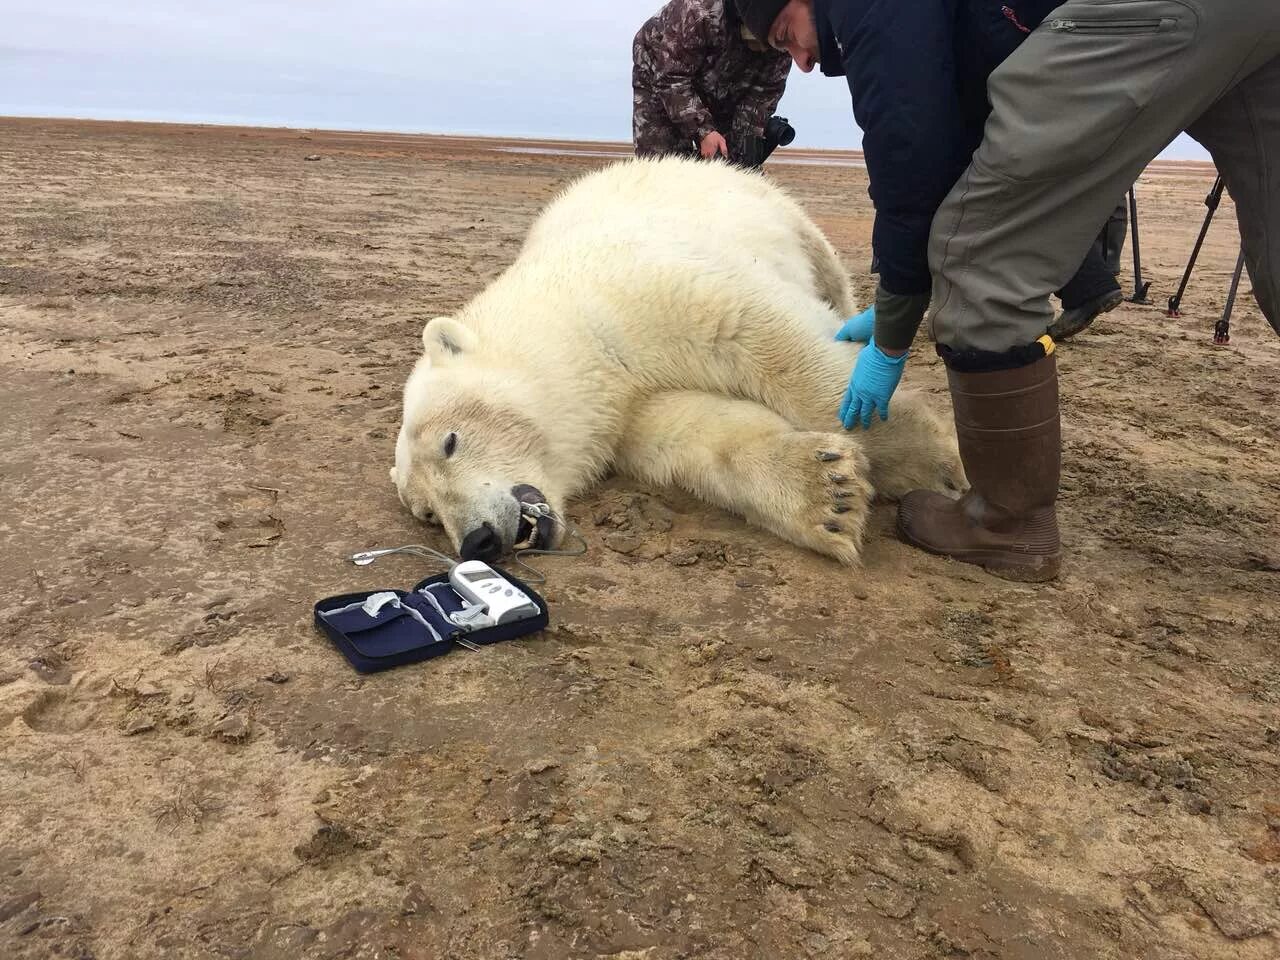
<box><xmin>831</xmin><ymin>504</ymin><xmax>851</xmax><ymax>514</ymax></box>
<box><xmin>815</xmin><ymin>451</ymin><xmax>842</xmax><ymax>462</ymax></box>
<box><xmin>827</xmin><ymin>474</ymin><xmax>849</xmax><ymax>484</ymax></box>
<box><xmin>823</xmin><ymin>522</ymin><xmax>842</xmax><ymax>533</ymax></box>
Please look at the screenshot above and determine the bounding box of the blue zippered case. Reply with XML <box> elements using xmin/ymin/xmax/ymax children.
<box><xmin>313</xmin><ymin>567</ymin><xmax>549</xmax><ymax>673</ymax></box>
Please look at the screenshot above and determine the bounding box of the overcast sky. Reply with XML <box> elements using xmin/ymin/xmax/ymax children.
<box><xmin>2</xmin><ymin>0</ymin><xmax>1209</xmax><ymax>159</ymax></box>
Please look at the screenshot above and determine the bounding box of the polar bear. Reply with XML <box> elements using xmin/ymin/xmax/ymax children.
<box><xmin>390</xmin><ymin>156</ymin><xmax>965</xmax><ymax>566</ymax></box>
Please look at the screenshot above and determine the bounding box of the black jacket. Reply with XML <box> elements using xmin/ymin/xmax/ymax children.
<box><xmin>815</xmin><ymin>0</ymin><xmax>1062</xmax><ymax>295</ymax></box>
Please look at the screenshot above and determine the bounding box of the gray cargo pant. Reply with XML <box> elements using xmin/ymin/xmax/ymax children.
<box><xmin>929</xmin><ymin>0</ymin><xmax>1280</xmax><ymax>353</ymax></box>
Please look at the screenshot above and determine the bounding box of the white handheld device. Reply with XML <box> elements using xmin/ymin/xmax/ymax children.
<box><xmin>448</xmin><ymin>560</ymin><xmax>540</xmax><ymax>629</ymax></box>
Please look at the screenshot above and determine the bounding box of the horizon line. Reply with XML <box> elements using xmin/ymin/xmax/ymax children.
<box><xmin>0</xmin><ymin>113</ymin><xmax>1218</xmax><ymax>171</ymax></box>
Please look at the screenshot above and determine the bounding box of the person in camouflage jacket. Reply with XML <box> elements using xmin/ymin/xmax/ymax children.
<box><xmin>632</xmin><ymin>0</ymin><xmax>793</xmax><ymax>163</ymax></box>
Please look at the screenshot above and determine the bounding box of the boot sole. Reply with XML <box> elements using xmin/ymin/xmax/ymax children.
<box><xmin>1049</xmin><ymin>290</ymin><xmax>1123</xmax><ymax>342</ymax></box>
<box><xmin>898</xmin><ymin>524</ymin><xmax>1061</xmax><ymax>583</ymax></box>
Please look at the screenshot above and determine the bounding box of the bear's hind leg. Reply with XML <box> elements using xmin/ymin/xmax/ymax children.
<box><xmin>615</xmin><ymin>391</ymin><xmax>873</xmax><ymax>565</ymax></box>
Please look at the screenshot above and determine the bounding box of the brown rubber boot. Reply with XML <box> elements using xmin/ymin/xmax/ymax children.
<box><xmin>897</xmin><ymin>353</ymin><xmax>1061</xmax><ymax>582</ymax></box>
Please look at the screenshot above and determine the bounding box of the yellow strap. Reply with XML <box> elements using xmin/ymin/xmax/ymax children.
<box><xmin>1038</xmin><ymin>334</ymin><xmax>1056</xmax><ymax>356</ymax></box>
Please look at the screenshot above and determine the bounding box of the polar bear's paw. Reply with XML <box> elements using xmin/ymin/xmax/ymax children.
<box><xmin>751</xmin><ymin>432</ymin><xmax>874</xmax><ymax>567</ymax></box>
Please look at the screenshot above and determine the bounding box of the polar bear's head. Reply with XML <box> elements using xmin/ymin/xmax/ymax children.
<box><xmin>390</xmin><ymin>317</ymin><xmax>561</xmax><ymax>561</ymax></box>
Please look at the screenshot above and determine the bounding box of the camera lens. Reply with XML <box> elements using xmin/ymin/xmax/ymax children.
<box><xmin>766</xmin><ymin>116</ymin><xmax>796</xmax><ymax>147</ymax></box>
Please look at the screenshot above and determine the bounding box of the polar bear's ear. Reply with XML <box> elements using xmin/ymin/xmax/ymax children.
<box><xmin>422</xmin><ymin>316</ymin><xmax>478</xmax><ymax>362</ymax></box>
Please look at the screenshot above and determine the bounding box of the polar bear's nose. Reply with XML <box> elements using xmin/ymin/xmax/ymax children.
<box><xmin>460</xmin><ymin>522</ymin><xmax>503</xmax><ymax>562</ymax></box>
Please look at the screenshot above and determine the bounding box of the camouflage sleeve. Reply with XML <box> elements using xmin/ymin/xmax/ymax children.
<box><xmin>645</xmin><ymin>0</ymin><xmax>719</xmax><ymax>144</ymax></box>
<box><xmin>730</xmin><ymin>53</ymin><xmax>792</xmax><ymax>155</ymax></box>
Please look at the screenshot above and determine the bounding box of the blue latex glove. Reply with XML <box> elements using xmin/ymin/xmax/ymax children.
<box><xmin>840</xmin><ymin>339</ymin><xmax>908</xmax><ymax>430</ymax></box>
<box><xmin>834</xmin><ymin>304</ymin><xmax>876</xmax><ymax>343</ymax></box>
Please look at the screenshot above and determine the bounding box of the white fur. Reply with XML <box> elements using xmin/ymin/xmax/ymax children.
<box><xmin>393</xmin><ymin>157</ymin><xmax>965</xmax><ymax>564</ymax></box>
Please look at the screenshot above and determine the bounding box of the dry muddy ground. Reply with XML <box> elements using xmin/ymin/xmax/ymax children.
<box><xmin>1</xmin><ymin>118</ymin><xmax>1278</xmax><ymax>960</ymax></box>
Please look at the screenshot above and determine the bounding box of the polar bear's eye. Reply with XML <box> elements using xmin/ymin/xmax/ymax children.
<box><xmin>442</xmin><ymin>432</ymin><xmax>458</xmax><ymax>459</ymax></box>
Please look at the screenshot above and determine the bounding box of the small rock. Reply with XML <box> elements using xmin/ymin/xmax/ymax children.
<box><xmin>610</xmin><ymin>826</ymin><xmax>639</xmax><ymax>849</ymax></box>
<box><xmin>865</xmin><ymin>882</ymin><xmax>918</xmax><ymax>920</ymax></box>
<box><xmin>0</xmin><ymin>891</ymin><xmax>41</xmax><ymax>923</ymax></box>
<box><xmin>294</xmin><ymin>823</ymin><xmax>366</xmax><ymax>865</ymax></box>
<box><xmin>638</xmin><ymin>500</ymin><xmax>675</xmax><ymax>532</ymax></box>
<box><xmin>749</xmin><ymin>805</ymin><xmax>791</xmax><ymax>837</ymax></box>
<box><xmin>901</xmin><ymin>839</ymin><xmax>931</xmax><ymax>862</ymax></box>
<box><xmin>122</xmin><ymin>715</ymin><xmax>155</xmax><ymax>736</ymax></box>
<box><xmin>261</xmin><ymin>671</ymin><xmax>290</xmax><ymax>685</ymax></box>
<box><xmin>1186</xmin><ymin>794</ymin><xmax>1212</xmax><ymax>815</ymax></box>
<box><xmin>525</xmin><ymin>758</ymin><xmax>559</xmax><ymax>775</ymax></box>
<box><xmin>617</xmin><ymin>806</ymin><xmax>651</xmax><ymax>824</ymax></box>
<box><xmin>667</xmin><ymin>549</ymin><xmax>699</xmax><ymax>567</ymax></box>
<box><xmin>634</xmin><ymin>540</ymin><xmax>669</xmax><ymax>561</ymax></box>
<box><xmin>469</xmin><ymin>823</ymin><xmax>507</xmax><ymax>848</ymax></box>
<box><xmin>550</xmin><ymin>839</ymin><xmax>603</xmax><ymax>865</ymax></box>
<box><xmin>401</xmin><ymin>883</ymin><xmax>432</xmax><ymax>916</ymax></box>
<box><xmin>211</xmin><ymin>714</ymin><xmax>251</xmax><ymax>742</ymax></box>
<box><xmin>1078</xmin><ymin>706</ymin><xmax>1119</xmax><ymax>731</ymax></box>
<box><xmin>1186</xmin><ymin>877</ymin><xmax>1277</xmax><ymax>940</ymax></box>
<box><xmin>268</xmin><ymin>924</ymin><xmax>319</xmax><ymax>950</ymax></box>
<box><xmin>592</xmin><ymin>506</ymin><xmax>622</xmax><ymax>527</ymax></box>
<box><xmin>29</xmin><ymin>656</ymin><xmax>72</xmax><ymax>685</ymax></box>
<box><xmin>754</xmin><ymin>853</ymin><xmax>818</xmax><ymax>889</ymax></box>
<box><xmin>134</xmin><ymin>681</ymin><xmax>165</xmax><ymax>698</ymax></box>
<box><xmin>850</xmin><ymin>940</ymin><xmax>874</xmax><ymax>957</ymax></box>
<box><xmin>604</xmin><ymin>533</ymin><xmax>642</xmax><ymax>555</ymax></box>
<box><xmin>303</xmin><ymin>154</ymin><xmax>322</xmax><ymax>161</ymax></box>
<box><xmin>940</xmin><ymin>742</ymin><xmax>1008</xmax><ymax>794</ymax></box>
<box><xmin>312</xmin><ymin>789</ymin><xmax>331</xmax><ymax>805</ymax></box>
<box><xmin>754</xmin><ymin>649</ymin><xmax>774</xmax><ymax>663</ymax></box>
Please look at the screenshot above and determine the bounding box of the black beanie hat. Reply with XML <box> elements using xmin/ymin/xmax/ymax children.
<box><xmin>734</xmin><ymin>0</ymin><xmax>788</xmax><ymax>45</ymax></box>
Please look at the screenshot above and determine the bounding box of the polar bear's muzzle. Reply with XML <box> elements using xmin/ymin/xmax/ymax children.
<box><xmin>457</xmin><ymin>483</ymin><xmax>555</xmax><ymax>562</ymax></box>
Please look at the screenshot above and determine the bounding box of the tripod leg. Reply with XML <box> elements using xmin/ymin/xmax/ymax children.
<box><xmin>1215</xmin><ymin>246</ymin><xmax>1247</xmax><ymax>344</ymax></box>
<box><xmin>1127</xmin><ymin>188</ymin><xmax>1151</xmax><ymax>303</ymax></box>
<box><xmin>1167</xmin><ymin>176</ymin><xmax>1225</xmax><ymax>317</ymax></box>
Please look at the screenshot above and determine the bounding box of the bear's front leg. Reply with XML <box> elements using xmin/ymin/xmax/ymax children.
<box><xmin>615</xmin><ymin>391</ymin><xmax>874</xmax><ymax>565</ymax></box>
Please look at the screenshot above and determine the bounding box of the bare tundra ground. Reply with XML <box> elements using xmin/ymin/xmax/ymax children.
<box><xmin>0</xmin><ymin>117</ymin><xmax>1278</xmax><ymax>960</ymax></box>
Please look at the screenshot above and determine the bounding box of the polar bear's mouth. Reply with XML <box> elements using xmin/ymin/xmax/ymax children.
<box><xmin>512</xmin><ymin>483</ymin><xmax>554</xmax><ymax>551</ymax></box>
<box><xmin>515</xmin><ymin>515</ymin><xmax>539</xmax><ymax>550</ymax></box>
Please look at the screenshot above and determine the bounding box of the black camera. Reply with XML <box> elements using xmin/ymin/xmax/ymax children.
<box><xmin>764</xmin><ymin>115</ymin><xmax>796</xmax><ymax>149</ymax></box>
<box><xmin>740</xmin><ymin>114</ymin><xmax>796</xmax><ymax>169</ymax></box>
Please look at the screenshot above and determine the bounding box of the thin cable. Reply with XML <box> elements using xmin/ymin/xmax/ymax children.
<box><xmin>511</xmin><ymin>514</ymin><xmax>588</xmax><ymax>584</ymax></box>
<box><xmin>348</xmin><ymin>506</ymin><xmax>588</xmax><ymax>585</ymax></box>
<box><xmin>349</xmin><ymin>544</ymin><xmax>457</xmax><ymax>568</ymax></box>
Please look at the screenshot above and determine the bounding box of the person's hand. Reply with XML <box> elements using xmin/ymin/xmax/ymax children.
<box><xmin>699</xmin><ymin>131</ymin><xmax>728</xmax><ymax>159</ymax></box>
<box><xmin>834</xmin><ymin>304</ymin><xmax>876</xmax><ymax>344</ymax></box>
<box><xmin>839</xmin><ymin>339</ymin><xmax>908</xmax><ymax>430</ymax></box>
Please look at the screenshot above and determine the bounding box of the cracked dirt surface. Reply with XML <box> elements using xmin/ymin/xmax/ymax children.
<box><xmin>1</xmin><ymin>118</ymin><xmax>1278</xmax><ymax>959</ymax></box>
